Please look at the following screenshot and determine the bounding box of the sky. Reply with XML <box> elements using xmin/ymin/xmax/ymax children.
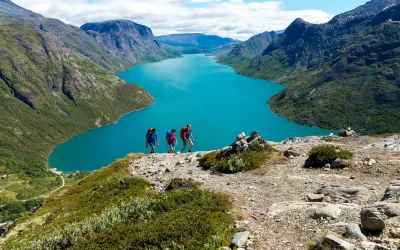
<box><xmin>13</xmin><ymin>0</ymin><xmax>369</xmax><ymax>40</ymax></box>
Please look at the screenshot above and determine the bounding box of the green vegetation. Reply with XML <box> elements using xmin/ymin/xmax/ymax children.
<box><xmin>2</xmin><ymin>155</ymin><xmax>236</xmax><ymax>250</ymax></box>
<box><xmin>0</xmin><ymin>16</ymin><xmax>153</xmax><ymax>222</ymax></box>
<box><xmin>200</xmin><ymin>144</ymin><xmax>276</xmax><ymax>173</ymax></box>
<box><xmin>0</xmin><ymin>198</ymin><xmax>42</xmax><ymax>222</ymax></box>
<box><xmin>304</xmin><ymin>146</ymin><xmax>354</xmax><ymax>168</ymax></box>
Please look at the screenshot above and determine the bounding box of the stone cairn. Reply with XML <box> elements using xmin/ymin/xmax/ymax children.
<box><xmin>338</xmin><ymin>127</ymin><xmax>356</xmax><ymax>137</ymax></box>
<box><xmin>217</xmin><ymin>131</ymin><xmax>268</xmax><ymax>159</ymax></box>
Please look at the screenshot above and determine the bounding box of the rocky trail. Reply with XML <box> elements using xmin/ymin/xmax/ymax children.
<box><xmin>129</xmin><ymin>135</ymin><xmax>400</xmax><ymax>250</ymax></box>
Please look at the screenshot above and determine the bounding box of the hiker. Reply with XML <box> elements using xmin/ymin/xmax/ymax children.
<box><xmin>146</xmin><ymin>128</ymin><xmax>159</xmax><ymax>154</ymax></box>
<box><xmin>180</xmin><ymin>124</ymin><xmax>194</xmax><ymax>153</ymax></box>
<box><xmin>166</xmin><ymin>129</ymin><xmax>178</xmax><ymax>153</ymax></box>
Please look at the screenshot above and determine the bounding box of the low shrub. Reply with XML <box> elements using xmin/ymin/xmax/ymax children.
<box><xmin>304</xmin><ymin>145</ymin><xmax>354</xmax><ymax>168</ymax></box>
<box><xmin>165</xmin><ymin>178</ymin><xmax>200</xmax><ymax>191</ymax></box>
<box><xmin>199</xmin><ymin>151</ymin><xmax>221</xmax><ymax>170</ymax></box>
<box><xmin>200</xmin><ymin>149</ymin><xmax>275</xmax><ymax>174</ymax></box>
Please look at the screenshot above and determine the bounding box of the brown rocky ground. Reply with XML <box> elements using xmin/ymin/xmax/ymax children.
<box><xmin>129</xmin><ymin>135</ymin><xmax>400</xmax><ymax>250</ymax></box>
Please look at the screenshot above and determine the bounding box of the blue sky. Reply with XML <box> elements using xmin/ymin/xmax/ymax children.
<box><xmin>185</xmin><ymin>0</ymin><xmax>369</xmax><ymax>15</ymax></box>
<box><xmin>265</xmin><ymin>0</ymin><xmax>368</xmax><ymax>14</ymax></box>
<box><xmin>14</xmin><ymin>0</ymin><xmax>374</xmax><ymax>40</ymax></box>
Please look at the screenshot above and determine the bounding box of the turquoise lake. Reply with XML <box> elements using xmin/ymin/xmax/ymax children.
<box><xmin>49</xmin><ymin>55</ymin><xmax>333</xmax><ymax>172</ymax></box>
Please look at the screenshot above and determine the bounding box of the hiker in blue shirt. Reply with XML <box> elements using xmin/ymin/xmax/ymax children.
<box><xmin>146</xmin><ymin>128</ymin><xmax>159</xmax><ymax>154</ymax></box>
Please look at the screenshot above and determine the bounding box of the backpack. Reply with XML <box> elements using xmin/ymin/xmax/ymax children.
<box><xmin>166</xmin><ymin>130</ymin><xmax>172</xmax><ymax>141</ymax></box>
<box><xmin>145</xmin><ymin>128</ymin><xmax>153</xmax><ymax>139</ymax></box>
<box><xmin>180</xmin><ymin>127</ymin><xmax>186</xmax><ymax>139</ymax></box>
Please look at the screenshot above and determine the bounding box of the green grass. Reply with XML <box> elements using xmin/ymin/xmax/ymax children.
<box><xmin>304</xmin><ymin>146</ymin><xmax>354</xmax><ymax>168</ymax></box>
<box><xmin>2</xmin><ymin>154</ymin><xmax>236</xmax><ymax>250</ymax></box>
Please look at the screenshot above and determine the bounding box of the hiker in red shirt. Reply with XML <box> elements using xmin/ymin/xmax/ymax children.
<box><xmin>180</xmin><ymin>124</ymin><xmax>194</xmax><ymax>153</ymax></box>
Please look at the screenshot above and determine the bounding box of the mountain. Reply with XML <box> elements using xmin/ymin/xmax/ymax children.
<box><xmin>236</xmin><ymin>0</ymin><xmax>400</xmax><ymax>135</ymax></box>
<box><xmin>157</xmin><ymin>33</ymin><xmax>239</xmax><ymax>54</ymax></box>
<box><xmin>207</xmin><ymin>43</ymin><xmax>239</xmax><ymax>57</ymax></box>
<box><xmin>0</xmin><ymin>0</ymin><xmax>166</xmax><ymax>219</ymax></box>
<box><xmin>217</xmin><ymin>31</ymin><xmax>280</xmax><ymax>70</ymax></box>
<box><xmin>81</xmin><ymin>20</ymin><xmax>180</xmax><ymax>65</ymax></box>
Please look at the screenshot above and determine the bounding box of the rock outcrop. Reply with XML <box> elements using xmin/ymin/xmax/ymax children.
<box><xmin>218</xmin><ymin>131</ymin><xmax>270</xmax><ymax>159</ymax></box>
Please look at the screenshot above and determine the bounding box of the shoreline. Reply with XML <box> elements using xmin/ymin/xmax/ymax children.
<box><xmin>45</xmin><ymin>103</ymin><xmax>154</xmax><ymax>175</ymax></box>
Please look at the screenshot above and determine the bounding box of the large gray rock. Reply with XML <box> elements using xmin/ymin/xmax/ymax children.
<box><xmin>310</xmin><ymin>204</ymin><xmax>342</xmax><ymax>219</ymax></box>
<box><xmin>344</xmin><ymin>223</ymin><xmax>367</xmax><ymax>241</ymax></box>
<box><xmin>316</xmin><ymin>186</ymin><xmax>373</xmax><ymax>204</ymax></box>
<box><xmin>321</xmin><ymin>233</ymin><xmax>355</xmax><ymax>250</ymax></box>
<box><xmin>382</xmin><ymin>180</ymin><xmax>400</xmax><ymax>203</ymax></box>
<box><xmin>361</xmin><ymin>207</ymin><xmax>386</xmax><ymax>232</ymax></box>
<box><xmin>307</xmin><ymin>193</ymin><xmax>325</xmax><ymax>202</ymax></box>
<box><xmin>283</xmin><ymin>148</ymin><xmax>301</xmax><ymax>158</ymax></box>
<box><xmin>231</xmin><ymin>231</ymin><xmax>250</xmax><ymax>247</ymax></box>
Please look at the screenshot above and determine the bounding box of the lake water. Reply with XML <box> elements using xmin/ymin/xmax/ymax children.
<box><xmin>49</xmin><ymin>55</ymin><xmax>333</xmax><ymax>172</ymax></box>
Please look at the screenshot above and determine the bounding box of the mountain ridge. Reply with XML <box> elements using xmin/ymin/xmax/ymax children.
<box><xmin>228</xmin><ymin>0</ymin><xmax>400</xmax><ymax>135</ymax></box>
<box><xmin>81</xmin><ymin>20</ymin><xmax>180</xmax><ymax>65</ymax></box>
<box><xmin>216</xmin><ymin>31</ymin><xmax>280</xmax><ymax>71</ymax></box>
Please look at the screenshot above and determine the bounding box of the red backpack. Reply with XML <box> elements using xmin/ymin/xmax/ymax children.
<box><xmin>180</xmin><ymin>127</ymin><xmax>186</xmax><ymax>139</ymax></box>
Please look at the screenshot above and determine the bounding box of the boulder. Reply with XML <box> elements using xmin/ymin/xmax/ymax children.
<box><xmin>231</xmin><ymin>231</ymin><xmax>250</xmax><ymax>248</ymax></box>
<box><xmin>307</xmin><ymin>193</ymin><xmax>325</xmax><ymax>202</ymax></box>
<box><xmin>321</xmin><ymin>233</ymin><xmax>355</xmax><ymax>250</ymax></box>
<box><xmin>283</xmin><ymin>148</ymin><xmax>301</xmax><ymax>158</ymax></box>
<box><xmin>310</xmin><ymin>204</ymin><xmax>342</xmax><ymax>219</ymax></box>
<box><xmin>332</xmin><ymin>158</ymin><xmax>353</xmax><ymax>168</ymax></box>
<box><xmin>316</xmin><ymin>186</ymin><xmax>373</xmax><ymax>204</ymax></box>
<box><xmin>382</xmin><ymin>180</ymin><xmax>400</xmax><ymax>203</ymax></box>
<box><xmin>236</xmin><ymin>132</ymin><xmax>246</xmax><ymax>140</ymax></box>
<box><xmin>0</xmin><ymin>222</ymin><xmax>8</xmax><ymax>236</ymax></box>
<box><xmin>364</xmin><ymin>158</ymin><xmax>377</xmax><ymax>166</ymax></box>
<box><xmin>344</xmin><ymin>223</ymin><xmax>367</xmax><ymax>241</ymax></box>
<box><xmin>361</xmin><ymin>207</ymin><xmax>386</xmax><ymax>232</ymax></box>
<box><xmin>390</xmin><ymin>228</ymin><xmax>400</xmax><ymax>238</ymax></box>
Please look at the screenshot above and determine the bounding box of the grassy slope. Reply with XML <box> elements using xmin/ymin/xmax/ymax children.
<box><xmin>0</xmin><ymin>17</ymin><xmax>153</xmax><ymax>219</ymax></box>
<box><xmin>1</xmin><ymin>154</ymin><xmax>235</xmax><ymax>249</ymax></box>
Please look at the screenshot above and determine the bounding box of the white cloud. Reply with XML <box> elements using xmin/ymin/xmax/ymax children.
<box><xmin>13</xmin><ymin>0</ymin><xmax>333</xmax><ymax>40</ymax></box>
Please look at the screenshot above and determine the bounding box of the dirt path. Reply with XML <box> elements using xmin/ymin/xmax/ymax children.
<box><xmin>129</xmin><ymin>135</ymin><xmax>400</xmax><ymax>250</ymax></box>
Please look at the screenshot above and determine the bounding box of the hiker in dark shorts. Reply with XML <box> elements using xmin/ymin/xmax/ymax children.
<box><xmin>146</xmin><ymin>128</ymin><xmax>159</xmax><ymax>154</ymax></box>
<box><xmin>166</xmin><ymin>129</ymin><xmax>178</xmax><ymax>153</ymax></box>
<box><xmin>180</xmin><ymin>124</ymin><xmax>194</xmax><ymax>153</ymax></box>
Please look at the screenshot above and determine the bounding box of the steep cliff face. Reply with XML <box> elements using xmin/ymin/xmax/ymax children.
<box><xmin>235</xmin><ymin>0</ymin><xmax>400</xmax><ymax>135</ymax></box>
<box><xmin>0</xmin><ymin>0</ymin><xmax>155</xmax><ymax>206</ymax></box>
<box><xmin>217</xmin><ymin>31</ymin><xmax>280</xmax><ymax>70</ymax></box>
<box><xmin>81</xmin><ymin>20</ymin><xmax>180</xmax><ymax>65</ymax></box>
